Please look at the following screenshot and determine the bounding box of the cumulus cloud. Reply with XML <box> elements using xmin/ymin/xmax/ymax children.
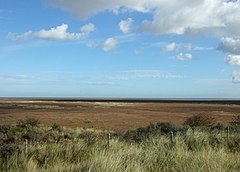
<box><xmin>35</xmin><ymin>24</ymin><xmax>81</xmax><ymax>40</ymax></box>
<box><xmin>217</xmin><ymin>37</ymin><xmax>240</xmax><ymax>54</ymax></box>
<box><xmin>119</xmin><ymin>18</ymin><xmax>133</xmax><ymax>33</ymax></box>
<box><xmin>141</xmin><ymin>0</ymin><xmax>240</xmax><ymax>36</ymax></box>
<box><xmin>225</xmin><ymin>55</ymin><xmax>240</xmax><ymax>66</ymax></box>
<box><xmin>175</xmin><ymin>53</ymin><xmax>192</xmax><ymax>61</ymax></box>
<box><xmin>232</xmin><ymin>71</ymin><xmax>240</xmax><ymax>83</ymax></box>
<box><xmin>102</xmin><ymin>38</ymin><xmax>118</xmax><ymax>51</ymax></box>
<box><xmin>8</xmin><ymin>23</ymin><xmax>95</xmax><ymax>41</ymax></box>
<box><xmin>80</xmin><ymin>23</ymin><xmax>96</xmax><ymax>36</ymax></box>
<box><xmin>46</xmin><ymin>0</ymin><xmax>240</xmax><ymax>37</ymax></box>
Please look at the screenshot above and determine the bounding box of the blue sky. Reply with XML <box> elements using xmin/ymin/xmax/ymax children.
<box><xmin>0</xmin><ymin>0</ymin><xmax>240</xmax><ymax>98</ymax></box>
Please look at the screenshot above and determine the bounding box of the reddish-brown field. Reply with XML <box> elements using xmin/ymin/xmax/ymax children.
<box><xmin>0</xmin><ymin>99</ymin><xmax>239</xmax><ymax>131</ymax></box>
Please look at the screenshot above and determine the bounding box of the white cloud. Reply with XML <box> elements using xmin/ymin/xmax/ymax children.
<box><xmin>46</xmin><ymin>0</ymin><xmax>156</xmax><ymax>19</ymax></box>
<box><xmin>141</xmin><ymin>0</ymin><xmax>240</xmax><ymax>36</ymax></box>
<box><xmin>102</xmin><ymin>38</ymin><xmax>118</xmax><ymax>51</ymax></box>
<box><xmin>217</xmin><ymin>37</ymin><xmax>240</xmax><ymax>55</ymax></box>
<box><xmin>46</xmin><ymin>0</ymin><xmax>240</xmax><ymax>37</ymax></box>
<box><xmin>119</xmin><ymin>18</ymin><xmax>133</xmax><ymax>33</ymax></box>
<box><xmin>80</xmin><ymin>23</ymin><xmax>96</xmax><ymax>36</ymax></box>
<box><xmin>108</xmin><ymin>70</ymin><xmax>182</xmax><ymax>80</ymax></box>
<box><xmin>7</xmin><ymin>31</ymin><xmax>33</xmax><ymax>41</ymax></box>
<box><xmin>164</xmin><ymin>42</ymin><xmax>176</xmax><ymax>52</ymax></box>
<box><xmin>164</xmin><ymin>42</ymin><xmax>192</xmax><ymax>52</ymax></box>
<box><xmin>35</xmin><ymin>24</ymin><xmax>81</xmax><ymax>40</ymax></box>
<box><xmin>8</xmin><ymin>23</ymin><xmax>95</xmax><ymax>41</ymax></box>
<box><xmin>232</xmin><ymin>71</ymin><xmax>240</xmax><ymax>83</ymax></box>
<box><xmin>175</xmin><ymin>53</ymin><xmax>192</xmax><ymax>60</ymax></box>
<box><xmin>225</xmin><ymin>55</ymin><xmax>240</xmax><ymax>66</ymax></box>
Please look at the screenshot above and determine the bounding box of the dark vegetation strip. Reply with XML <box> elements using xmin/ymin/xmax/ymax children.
<box><xmin>1</xmin><ymin>98</ymin><xmax>240</xmax><ymax>104</ymax></box>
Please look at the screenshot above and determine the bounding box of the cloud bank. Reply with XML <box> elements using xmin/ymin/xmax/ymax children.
<box><xmin>217</xmin><ymin>37</ymin><xmax>240</xmax><ymax>55</ymax></box>
<box><xmin>46</xmin><ymin>0</ymin><xmax>240</xmax><ymax>37</ymax></box>
<box><xmin>218</xmin><ymin>37</ymin><xmax>240</xmax><ymax>66</ymax></box>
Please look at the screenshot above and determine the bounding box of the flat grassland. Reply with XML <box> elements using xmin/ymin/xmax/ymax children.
<box><xmin>0</xmin><ymin>99</ymin><xmax>239</xmax><ymax>130</ymax></box>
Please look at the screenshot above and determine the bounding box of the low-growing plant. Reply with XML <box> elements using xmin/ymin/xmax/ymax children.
<box><xmin>183</xmin><ymin>114</ymin><xmax>215</xmax><ymax>127</ymax></box>
<box><xmin>0</xmin><ymin>143</ymin><xmax>20</xmax><ymax>159</ymax></box>
<box><xmin>22</xmin><ymin>129</ymin><xmax>43</xmax><ymax>142</ymax></box>
<box><xmin>1</xmin><ymin>119</ymin><xmax>240</xmax><ymax>172</ymax></box>
<box><xmin>211</xmin><ymin>123</ymin><xmax>226</xmax><ymax>130</ymax></box>
<box><xmin>16</xmin><ymin>117</ymin><xmax>40</xmax><ymax>129</ymax></box>
<box><xmin>230</xmin><ymin>114</ymin><xmax>240</xmax><ymax>126</ymax></box>
<box><xmin>50</xmin><ymin>123</ymin><xmax>63</xmax><ymax>132</ymax></box>
<box><xmin>123</xmin><ymin>122</ymin><xmax>178</xmax><ymax>142</ymax></box>
<box><xmin>0</xmin><ymin>124</ymin><xmax>11</xmax><ymax>135</ymax></box>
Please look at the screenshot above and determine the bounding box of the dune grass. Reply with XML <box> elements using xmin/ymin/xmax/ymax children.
<box><xmin>0</xmin><ymin>117</ymin><xmax>240</xmax><ymax>172</ymax></box>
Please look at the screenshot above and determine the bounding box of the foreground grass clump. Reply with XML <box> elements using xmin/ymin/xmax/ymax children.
<box><xmin>0</xmin><ymin>116</ymin><xmax>240</xmax><ymax>172</ymax></box>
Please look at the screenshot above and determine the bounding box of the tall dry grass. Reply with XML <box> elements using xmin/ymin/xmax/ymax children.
<box><xmin>1</xmin><ymin>127</ymin><xmax>240</xmax><ymax>172</ymax></box>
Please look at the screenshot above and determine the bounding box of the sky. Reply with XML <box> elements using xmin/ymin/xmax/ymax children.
<box><xmin>0</xmin><ymin>0</ymin><xmax>240</xmax><ymax>98</ymax></box>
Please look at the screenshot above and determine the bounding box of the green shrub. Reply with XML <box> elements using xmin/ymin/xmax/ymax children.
<box><xmin>0</xmin><ymin>125</ymin><xmax>11</xmax><ymax>135</ymax></box>
<box><xmin>0</xmin><ymin>143</ymin><xmax>20</xmax><ymax>159</ymax></box>
<box><xmin>16</xmin><ymin>117</ymin><xmax>40</xmax><ymax>129</ymax></box>
<box><xmin>229</xmin><ymin>115</ymin><xmax>240</xmax><ymax>132</ymax></box>
<box><xmin>42</xmin><ymin>131</ymin><xmax>59</xmax><ymax>143</ymax></box>
<box><xmin>211</xmin><ymin>123</ymin><xmax>226</xmax><ymax>130</ymax></box>
<box><xmin>123</xmin><ymin>122</ymin><xmax>178</xmax><ymax>142</ymax></box>
<box><xmin>227</xmin><ymin>135</ymin><xmax>240</xmax><ymax>153</ymax></box>
<box><xmin>155</xmin><ymin>122</ymin><xmax>178</xmax><ymax>134</ymax></box>
<box><xmin>230</xmin><ymin>114</ymin><xmax>240</xmax><ymax>126</ymax></box>
<box><xmin>50</xmin><ymin>123</ymin><xmax>63</xmax><ymax>132</ymax></box>
<box><xmin>183</xmin><ymin>114</ymin><xmax>215</xmax><ymax>127</ymax></box>
<box><xmin>22</xmin><ymin>129</ymin><xmax>43</xmax><ymax>142</ymax></box>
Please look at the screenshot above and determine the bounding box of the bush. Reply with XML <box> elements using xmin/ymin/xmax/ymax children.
<box><xmin>183</xmin><ymin>114</ymin><xmax>215</xmax><ymax>127</ymax></box>
<box><xmin>155</xmin><ymin>122</ymin><xmax>178</xmax><ymax>134</ymax></box>
<box><xmin>42</xmin><ymin>131</ymin><xmax>59</xmax><ymax>143</ymax></box>
<box><xmin>230</xmin><ymin>114</ymin><xmax>240</xmax><ymax>126</ymax></box>
<box><xmin>22</xmin><ymin>130</ymin><xmax>43</xmax><ymax>142</ymax></box>
<box><xmin>16</xmin><ymin>117</ymin><xmax>40</xmax><ymax>129</ymax></box>
<box><xmin>0</xmin><ymin>144</ymin><xmax>20</xmax><ymax>158</ymax></box>
<box><xmin>211</xmin><ymin>123</ymin><xmax>226</xmax><ymax>130</ymax></box>
<box><xmin>123</xmin><ymin>122</ymin><xmax>178</xmax><ymax>142</ymax></box>
<box><xmin>227</xmin><ymin>135</ymin><xmax>240</xmax><ymax>153</ymax></box>
<box><xmin>51</xmin><ymin>123</ymin><xmax>63</xmax><ymax>132</ymax></box>
<box><xmin>0</xmin><ymin>125</ymin><xmax>11</xmax><ymax>135</ymax></box>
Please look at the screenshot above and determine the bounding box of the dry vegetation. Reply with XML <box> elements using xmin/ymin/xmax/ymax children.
<box><xmin>1</xmin><ymin>99</ymin><xmax>240</xmax><ymax>171</ymax></box>
<box><xmin>0</xmin><ymin>115</ymin><xmax>240</xmax><ymax>172</ymax></box>
<box><xmin>0</xmin><ymin>99</ymin><xmax>239</xmax><ymax>131</ymax></box>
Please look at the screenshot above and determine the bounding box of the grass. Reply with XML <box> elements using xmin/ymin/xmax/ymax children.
<box><xmin>0</xmin><ymin>117</ymin><xmax>240</xmax><ymax>172</ymax></box>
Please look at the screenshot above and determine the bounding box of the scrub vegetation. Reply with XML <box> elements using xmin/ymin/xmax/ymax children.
<box><xmin>0</xmin><ymin>115</ymin><xmax>240</xmax><ymax>172</ymax></box>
